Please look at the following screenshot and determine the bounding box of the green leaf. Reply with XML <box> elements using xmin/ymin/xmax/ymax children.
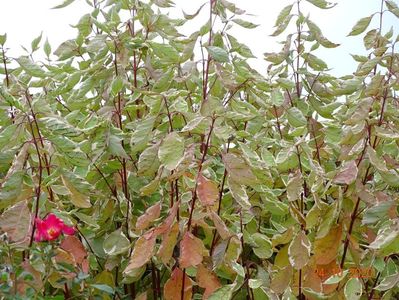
<box><xmin>41</xmin><ymin>116</ymin><xmax>81</xmax><ymax>137</ymax></box>
<box><xmin>183</xmin><ymin>3</ymin><xmax>206</xmax><ymax>20</ymax></box>
<box><xmin>379</xmin><ymin>170</ymin><xmax>399</xmax><ymax>187</ymax></box>
<box><xmin>44</xmin><ymin>38</ymin><xmax>51</xmax><ymax>57</ymax></box>
<box><xmin>355</xmin><ymin>57</ymin><xmax>380</xmax><ymax>76</ymax></box>
<box><xmin>271</xmin><ymin>15</ymin><xmax>293</xmax><ymax>36</ymax></box>
<box><xmin>363</xmin><ymin>201</ymin><xmax>395</xmax><ymax>225</ymax></box>
<box><xmin>375</xmin><ymin>273</ymin><xmax>399</xmax><ymax>291</ymax></box>
<box><xmin>262</xmin><ymin>196</ymin><xmax>289</xmax><ymax>215</ymax></box>
<box><xmin>0</xmin><ymin>124</ymin><xmax>17</xmax><ymax>149</ymax></box>
<box><xmin>16</xmin><ymin>56</ymin><xmax>46</xmax><ymax>78</ymax></box>
<box><xmin>111</xmin><ymin>76</ymin><xmax>124</xmax><ymax>95</ymax></box>
<box><xmin>275</xmin><ymin>4</ymin><xmax>294</xmax><ymax>27</ymax></box>
<box><xmin>181</xmin><ymin>116</ymin><xmax>209</xmax><ymax>133</ymax></box>
<box><xmin>138</xmin><ymin>144</ymin><xmax>161</xmax><ymax>177</ymax></box>
<box><xmin>305</xmin><ymin>53</ymin><xmax>328</xmax><ymax>71</ymax></box>
<box><xmin>62</xmin><ymin>175</ymin><xmax>92</xmax><ymax>208</ymax></box>
<box><xmin>344</xmin><ymin>278</ymin><xmax>362</xmax><ymax>300</ymax></box>
<box><xmin>0</xmin><ymin>33</ymin><xmax>6</xmax><ymax>46</ymax></box>
<box><xmin>227</xmin><ymin>34</ymin><xmax>256</xmax><ymax>58</ymax></box>
<box><xmin>367</xmin><ymin>146</ymin><xmax>388</xmax><ymax>172</ymax></box>
<box><xmin>31</xmin><ymin>32</ymin><xmax>43</xmax><ymax>52</ymax></box>
<box><xmin>323</xmin><ymin>270</ymin><xmax>349</xmax><ymax>284</ymax></box>
<box><xmin>232</xmin><ymin>18</ymin><xmax>259</xmax><ymax>29</ymax></box>
<box><xmin>0</xmin><ymin>171</ymin><xmax>24</xmax><ymax>207</ymax></box>
<box><xmin>264</xmin><ymin>52</ymin><xmax>286</xmax><ymax>64</ymax></box>
<box><xmin>53</xmin><ymin>39</ymin><xmax>76</xmax><ymax>60</ymax></box>
<box><xmin>305</xmin><ymin>0</ymin><xmax>336</xmax><ymax>9</ymax></box>
<box><xmin>271</xmin><ymin>89</ymin><xmax>284</xmax><ymax>106</ymax></box>
<box><xmin>385</xmin><ymin>0</ymin><xmax>399</xmax><ymax>18</ymax></box>
<box><xmin>208</xmin><ymin>284</ymin><xmax>236</xmax><ymax>300</ymax></box>
<box><xmin>107</xmin><ymin>134</ymin><xmax>129</xmax><ymax>159</ymax></box>
<box><xmin>369</xmin><ymin>225</ymin><xmax>399</xmax><ymax>250</ymax></box>
<box><xmin>140</xmin><ymin>177</ymin><xmax>161</xmax><ymax>196</ymax></box>
<box><xmin>103</xmin><ymin>229</ymin><xmax>130</xmax><ymax>256</ymax></box>
<box><xmin>276</xmin><ymin>78</ymin><xmax>295</xmax><ymax>89</ymax></box>
<box><xmin>206</xmin><ymin>46</ymin><xmax>229</xmax><ymax>63</ymax></box>
<box><xmin>158</xmin><ymin>132</ymin><xmax>184</xmax><ymax>170</ymax></box>
<box><xmin>252</xmin><ymin>233</ymin><xmax>273</xmax><ymax>259</ymax></box>
<box><xmin>303</xmin><ymin>288</ymin><xmax>329</xmax><ymax>299</ymax></box>
<box><xmin>153</xmin><ymin>0</ymin><xmax>174</xmax><ymax>8</ymax></box>
<box><xmin>52</xmin><ymin>0</ymin><xmax>76</xmax><ymax>9</ymax></box>
<box><xmin>228</xmin><ymin>178</ymin><xmax>251</xmax><ymax>210</ymax></box>
<box><xmin>348</xmin><ymin>15</ymin><xmax>374</xmax><ymax>36</ymax></box>
<box><xmin>318</xmin><ymin>36</ymin><xmax>340</xmax><ymax>48</ymax></box>
<box><xmin>220</xmin><ymin>0</ymin><xmax>245</xmax><ymax>15</ymax></box>
<box><xmin>91</xmin><ymin>284</ymin><xmax>115</xmax><ymax>295</ymax></box>
<box><xmin>150</xmin><ymin>42</ymin><xmax>180</xmax><ymax>64</ymax></box>
<box><xmin>286</xmin><ymin>107</ymin><xmax>307</xmax><ymax>127</ymax></box>
<box><xmin>131</xmin><ymin>116</ymin><xmax>156</xmax><ymax>151</ymax></box>
<box><xmin>375</xmin><ymin>127</ymin><xmax>399</xmax><ymax>139</ymax></box>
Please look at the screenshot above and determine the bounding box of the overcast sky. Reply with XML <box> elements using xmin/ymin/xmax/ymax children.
<box><xmin>1</xmin><ymin>0</ymin><xmax>397</xmax><ymax>76</ymax></box>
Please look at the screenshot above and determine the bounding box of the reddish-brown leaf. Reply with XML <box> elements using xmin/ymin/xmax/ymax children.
<box><xmin>222</xmin><ymin>152</ymin><xmax>259</xmax><ymax>186</ymax></box>
<box><xmin>81</xmin><ymin>258</ymin><xmax>89</xmax><ymax>273</ymax></box>
<box><xmin>197</xmin><ymin>174</ymin><xmax>219</xmax><ymax>206</ymax></box>
<box><xmin>164</xmin><ymin>268</ymin><xmax>193</xmax><ymax>300</ymax></box>
<box><xmin>270</xmin><ymin>265</ymin><xmax>293</xmax><ymax>294</ymax></box>
<box><xmin>288</xmin><ymin>230</ymin><xmax>311</xmax><ymax>270</ymax></box>
<box><xmin>54</xmin><ymin>248</ymin><xmax>75</xmax><ymax>266</ymax></box>
<box><xmin>333</xmin><ymin>160</ymin><xmax>358</xmax><ymax>185</ymax></box>
<box><xmin>60</xmin><ymin>235</ymin><xmax>87</xmax><ymax>264</ymax></box>
<box><xmin>136</xmin><ymin>291</ymin><xmax>147</xmax><ymax>300</ymax></box>
<box><xmin>22</xmin><ymin>260</ymin><xmax>43</xmax><ymax>291</ymax></box>
<box><xmin>154</xmin><ymin>201</ymin><xmax>179</xmax><ymax>235</ymax></box>
<box><xmin>124</xmin><ymin>231</ymin><xmax>156</xmax><ymax>273</ymax></box>
<box><xmin>303</xmin><ymin>260</ymin><xmax>322</xmax><ymax>293</ymax></box>
<box><xmin>0</xmin><ymin>201</ymin><xmax>31</xmax><ymax>243</ymax></box>
<box><xmin>136</xmin><ymin>202</ymin><xmax>161</xmax><ymax>230</ymax></box>
<box><xmin>197</xmin><ymin>264</ymin><xmax>221</xmax><ymax>299</ymax></box>
<box><xmin>208</xmin><ymin>211</ymin><xmax>231</xmax><ymax>240</ymax></box>
<box><xmin>179</xmin><ymin>232</ymin><xmax>205</xmax><ymax>268</ymax></box>
<box><xmin>314</xmin><ymin>224</ymin><xmax>342</xmax><ymax>265</ymax></box>
<box><xmin>158</xmin><ymin>222</ymin><xmax>179</xmax><ymax>264</ymax></box>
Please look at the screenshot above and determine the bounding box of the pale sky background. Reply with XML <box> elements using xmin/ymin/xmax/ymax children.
<box><xmin>1</xmin><ymin>0</ymin><xmax>398</xmax><ymax>77</ymax></box>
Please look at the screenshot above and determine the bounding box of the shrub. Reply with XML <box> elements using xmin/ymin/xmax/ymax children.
<box><xmin>0</xmin><ymin>0</ymin><xmax>398</xmax><ymax>299</ymax></box>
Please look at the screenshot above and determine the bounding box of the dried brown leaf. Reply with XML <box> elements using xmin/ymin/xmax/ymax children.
<box><xmin>179</xmin><ymin>231</ymin><xmax>204</xmax><ymax>268</ymax></box>
<box><xmin>60</xmin><ymin>235</ymin><xmax>87</xmax><ymax>264</ymax></box>
<box><xmin>158</xmin><ymin>222</ymin><xmax>179</xmax><ymax>264</ymax></box>
<box><xmin>288</xmin><ymin>230</ymin><xmax>311</xmax><ymax>269</ymax></box>
<box><xmin>164</xmin><ymin>268</ymin><xmax>193</xmax><ymax>300</ymax></box>
<box><xmin>197</xmin><ymin>264</ymin><xmax>221</xmax><ymax>299</ymax></box>
<box><xmin>136</xmin><ymin>202</ymin><xmax>161</xmax><ymax>230</ymax></box>
<box><xmin>208</xmin><ymin>211</ymin><xmax>231</xmax><ymax>240</ymax></box>
<box><xmin>0</xmin><ymin>201</ymin><xmax>31</xmax><ymax>243</ymax></box>
<box><xmin>314</xmin><ymin>224</ymin><xmax>342</xmax><ymax>265</ymax></box>
<box><xmin>124</xmin><ymin>232</ymin><xmax>156</xmax><ymax>273</ymax></box>
<box><xmin>197</xmin><ymin>174</ymin><xmax>219</xmax><ymax>206</ymax></box>
<box><xmin>333</xmin><ymin>160</ymin><xmax>358</xmax><ymax>185</ymax></box>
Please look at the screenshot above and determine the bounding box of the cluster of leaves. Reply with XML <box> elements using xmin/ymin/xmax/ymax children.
<box><xmin>0</xmin><ymin>0</ymin><xmax>399</xmax><ymax>299</ymax></box>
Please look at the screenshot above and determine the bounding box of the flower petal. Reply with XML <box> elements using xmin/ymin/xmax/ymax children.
<box><xmin>34</xmin><ymin>218</ymin><xmax>47</xmax><ymax>242</ymax></box>
<box><xmin>62</xmin><ymin>225</ymin><xmax>76</xmax><ymax>235</ymax></box>
<box><xmin>45</xmin><ymin>214</ymin><xmax>64</xmax><ymax>230</ymax></box>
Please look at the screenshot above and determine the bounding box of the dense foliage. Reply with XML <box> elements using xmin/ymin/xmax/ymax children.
<box><xmin>1</xmin><ymin>0</ymin><xmax>399</xmax><ymax>299</ymax></box>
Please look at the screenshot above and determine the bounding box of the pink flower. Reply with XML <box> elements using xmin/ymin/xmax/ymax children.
<box><xmin>34</xmin><ymin>213</ymin><xmax>76</xmax><ymax>242</ymax></box>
